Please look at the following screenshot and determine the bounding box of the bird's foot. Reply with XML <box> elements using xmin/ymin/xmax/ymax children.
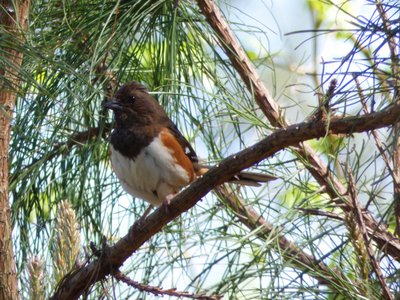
<box><xmin>162</xmin><ymin>194</ymin><xmax>175</xmax><ymax>214</ymax></box>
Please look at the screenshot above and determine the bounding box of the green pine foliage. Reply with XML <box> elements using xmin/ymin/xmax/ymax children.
<box><xmin>2</xmin><ymin>0</ymin><xmax>398</xmax><ymax>298</ymax></box>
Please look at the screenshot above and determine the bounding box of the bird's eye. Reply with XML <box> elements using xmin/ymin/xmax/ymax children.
<box><xmin>130</xmin><ymin>96</ymin><xmax>136</xmax><ymax>102</ymax></box>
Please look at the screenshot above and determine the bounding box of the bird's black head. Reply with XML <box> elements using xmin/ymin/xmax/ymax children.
<box><xmin>104</xmin><ymin>81</ymin><xmax>166</xmax><ymax>127</ymax></box>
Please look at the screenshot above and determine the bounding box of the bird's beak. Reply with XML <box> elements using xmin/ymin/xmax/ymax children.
<box><xmin>103</xmin><ymin>98</ymin><xmax>122</xmax><ymax>111</ymax></box>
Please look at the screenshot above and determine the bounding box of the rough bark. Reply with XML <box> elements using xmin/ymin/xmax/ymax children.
<box><xmin>0</xmin><ymin>1</ymin><xmax>31</xmax><ymax>299</ymax></box>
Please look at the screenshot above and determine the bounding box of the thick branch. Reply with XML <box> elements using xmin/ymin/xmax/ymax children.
<box><xmin>51</xmin><ymin>103</ymin><xmax>400</xmax><ymax>299</ymax></box>
<box><xmin>195</xmin><ymin>0</ymin><xmax>400</xmax><ymax>262</ymax></box>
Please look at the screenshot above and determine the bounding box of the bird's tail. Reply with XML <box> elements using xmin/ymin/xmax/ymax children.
<box><xmin>229</xmin><ymin>171</ymin><xmax>277</xmax><ymax>186</ymax></box>
<box><xmin>195</xmin><ymin>165</ymin><xmax>276</xmax><ymax>187</ymax></box>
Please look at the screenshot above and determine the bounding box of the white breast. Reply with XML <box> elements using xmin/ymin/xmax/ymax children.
<box><xmin>110</xmin><ymin>136</ymin><xmax>191</xmax><ymax>207</ymax></box>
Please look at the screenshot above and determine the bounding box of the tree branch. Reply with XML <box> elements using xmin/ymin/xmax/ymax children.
<box><xmin>0</xmin><ymin>1</ymin><xmax>31</xmax><ymax>299</ymax></box>
<box><xmin>51</xmin><ymin>102</ymin><xmax>400</xmax><ymax>299</ymax></box>
<box><xmin>195</xmin><ymin>0</ymin><xmax>400</xmax><ymax>262</ymax></box>
<box><xmin>196</xmin><ymin>0</ymin><xmax>283</xmax><ymax>127</ymax></box>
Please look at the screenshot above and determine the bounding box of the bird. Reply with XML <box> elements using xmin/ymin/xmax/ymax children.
<box><xmin>104</xmin><ymin>81</ymin><xmax>276</xmax><ymax>211</ymax></box>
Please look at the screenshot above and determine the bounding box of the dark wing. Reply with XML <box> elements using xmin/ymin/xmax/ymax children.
<box><xmin>163</xmin><ymin>117</ymin><xmax>277</xmax><ymax>186</ymax></box>
<box><xmin>165</xmin><ymin>120</ymin><xmax>199</xmax><ymax>163</ymax></box>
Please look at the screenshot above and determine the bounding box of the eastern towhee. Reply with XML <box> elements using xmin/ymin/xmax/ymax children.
<box><xmin>104</xmin><ymin>81</ymin><xmax>276</xmax><ymax>210</ymax></box>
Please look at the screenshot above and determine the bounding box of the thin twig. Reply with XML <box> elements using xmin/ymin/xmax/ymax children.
<box><xmin>297</xmin><ymin>207</ymin><xmax>344</xmax><ymax>221</ymax></box>
<box><xmin>355</xmin><ymin>75</ymin><xmax>396</xmax><ymax>181</ymax></box>
<box><xmin>112</xmin><ymin>269</ymin><xmax>221</xmax><ymax>300</ymax></box>
<box><xmin>347</xmin><ymin>167</ymin><xmax>394</xmax><ymax>300</ymax></box>
<box><xmin>349</xmin><ymin>34</ymin><xmax>390</xmax><ymax>95</ymax></box>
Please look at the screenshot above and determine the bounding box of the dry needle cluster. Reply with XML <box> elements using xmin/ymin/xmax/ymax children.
<box><xmin>52</xmin><ymin>200</ymin><xmax>81</xmax><ymax>283</ymax></box>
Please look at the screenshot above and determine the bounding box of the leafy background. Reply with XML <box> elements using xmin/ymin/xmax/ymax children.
<box><xmin>4</xmin><ymin>0</ymin><xmax>399</xmax><ymax>298</ymax></box>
